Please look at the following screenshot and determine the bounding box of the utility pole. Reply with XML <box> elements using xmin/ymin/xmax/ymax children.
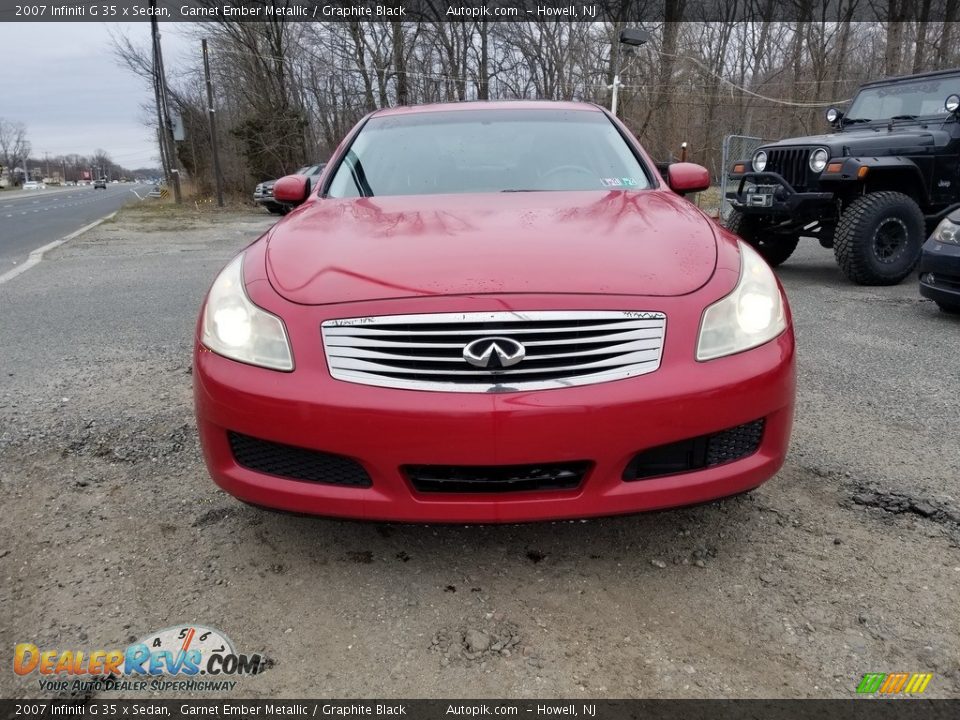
<box><xmin>149</xmin><ymin>2</ymin><xmax>170</xmax><ymax>181</ymax></box>
<box><xmin>610</xmin><ymin>25</ymin><xmax>623</xmax><ymax>116</ymax></box>
<box><xmin>609</xmin><ymin>28</ymin><xmax>652</xmax><ymax>117</ymax></box>
<box><xmin>202</xmin><ymin>39</ymin><xmax>224</xmax><ymax>207</ymax></box>
<box><xmin>150</xmin><ymin>0</ymin><xmax>182</xmax><ymax>203</ymax></box>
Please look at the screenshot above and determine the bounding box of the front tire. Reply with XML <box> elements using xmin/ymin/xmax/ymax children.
<box><xmin>936</xmin><ymin>301</ymin><xmax>960</xmax><ymax>315</ymax></box>
<box><xmin>833</xmin><ymin>192</ymin><xmax>924</xmax><ymax>286</ymax></box>
<box><xmin>725</xmin><ymin>211</ymin><xmax>800</xmax><ymax>267</ymax></box>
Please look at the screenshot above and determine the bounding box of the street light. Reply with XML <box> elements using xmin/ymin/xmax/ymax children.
<box><xmin>610</xmin><ymin>27</ymin><xmax>652</xmax><ymax>117</ymax></box>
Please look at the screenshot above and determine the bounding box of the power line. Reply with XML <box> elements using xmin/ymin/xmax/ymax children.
<box><xmin>652</xmin><ymin>47</ymin><xmax>852</xmax><ymax>107</ymax></box>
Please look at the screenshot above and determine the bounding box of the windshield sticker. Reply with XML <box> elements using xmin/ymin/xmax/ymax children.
<box><xmin>602</xmin><ymin>177</ymin><xmax>638</xmax><ymax>188</ymax></box>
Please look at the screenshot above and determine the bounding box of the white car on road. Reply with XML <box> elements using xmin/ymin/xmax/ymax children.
<box><xmin>22</xmin><ymin>181</ymin><xmax>46</xmax><ymax>190</ymax></box>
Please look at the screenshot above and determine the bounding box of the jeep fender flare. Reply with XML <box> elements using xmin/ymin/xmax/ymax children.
<box><xmin>821</xmin><ymin>156</ymin><xmax>930</xmax><ymax>205</ymax></box>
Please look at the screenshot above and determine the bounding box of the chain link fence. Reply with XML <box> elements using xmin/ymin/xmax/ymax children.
<box><xmin>719</xmin><ymin>135</ymin><xmax>766</xmax><ymax>221</ymax></box>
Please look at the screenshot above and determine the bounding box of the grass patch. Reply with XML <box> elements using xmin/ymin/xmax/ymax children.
<box><xmin>116</xmin><ymin>196</ymin><xmax>260</xmax><ymax>222</ymax></box>
<box><xmin>694</xmin><ymin>185</ymin><xmax>722</xmax><ymax>217</ymax></box>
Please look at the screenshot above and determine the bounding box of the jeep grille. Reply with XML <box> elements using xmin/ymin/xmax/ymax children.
<box><xmin>766</xmin><ymin>148</ymin><xmax>811</xmax><ymax>191</ymax></box>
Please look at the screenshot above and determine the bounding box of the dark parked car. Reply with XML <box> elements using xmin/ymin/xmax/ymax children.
<box><xmin>919</xmin><ymin>209</ymin><xmax>960</xmax><ymax>314</ymax></box>
<box><xmin>726</xmin><ymin>68</ymin><xmax>960</xmax><ymax>286</ymax></box>
<box><xmin>254</xmin><ymin>164</ymin><xmax>325</xmax><ymax>214</ymax></box>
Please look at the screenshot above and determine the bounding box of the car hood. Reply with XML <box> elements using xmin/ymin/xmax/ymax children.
<box><xmin>264</xmin><ymin>190</ymin><xmax>719</xmax><ymax>305</ymax></box>
<box><xmin>762</xmin><ymin>126</ymin><xmax>949</xmax><ymax>155</ymax></box>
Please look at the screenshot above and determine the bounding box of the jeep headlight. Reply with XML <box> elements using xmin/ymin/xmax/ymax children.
<box><xmin>201</xmin><ymin>254</ymin><xmax>294</xmax><ymax>371</ymax></box>
<box><xmin>752</xmin><ymin>150</ymin><xmax>767</xmax><ymax>172</ymax></box>
<box><xmin>697</xmin><ymin>242</ymin><xmax>787</xmax><ymax>361</ymax></box>
<box><xmin>809</xmin><ymin>148</ymin><xmax>829</xmax><ymax>173</ymax></box>
<box><xmin>931</xmin><ymin>217</ymin><xmax>960</xmax><ymax>245</ymax></box>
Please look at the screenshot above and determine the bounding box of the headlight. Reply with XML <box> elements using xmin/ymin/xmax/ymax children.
<box><xmin>752</xmin><ymin>150</ymin><xmax>767</xmax><ymax>172</ymax></box>
<box><xmin>931</xmin><ymin>217</ymin><xmax>960</xmax><ymax>245</ymax></box>
<box><xmin>809</xmin><ymin>148</ymin><xmax>829</xmax><ymax>173</ymax></box>
<box><xmin>697</xmin><ymin>242</ymin><xmax>787</xmax><ymax>361</ymax></box>
<box><xmin>201</xmin><ymin>254</ymin><xmax>294</xmax><ymax>371</ymax></box>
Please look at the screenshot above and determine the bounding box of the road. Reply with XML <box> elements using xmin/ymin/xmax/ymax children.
<box><xmin>0</xmin><ymin>183</ymin><xmax>150</xmax><ymax>270</ymax></box>
<box><xmin>0</xmin><ymin>207</ymin><xmax>958</xmax><ymax>699</ymax></box>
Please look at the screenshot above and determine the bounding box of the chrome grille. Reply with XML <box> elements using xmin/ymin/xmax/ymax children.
<box><xmin>321</xmin><ymin>311</ymin><xmax>667</xmax><ymax>393</ymax></box>
<box><xmin>766</xmin><ymin>147</ymin><xmax>811</xmax><ymax>191</ymax></box>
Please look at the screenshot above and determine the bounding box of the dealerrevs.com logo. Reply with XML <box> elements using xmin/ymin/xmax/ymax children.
<box><xmin>14</xmin><ymin>624</ymin><xmax>267</xmax><ymax>693</ymax></box>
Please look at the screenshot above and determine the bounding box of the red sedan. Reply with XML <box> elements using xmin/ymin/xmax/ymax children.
<box><xmin>194</xmin><ymin>101</ymin><xmax>795</xmax><ymax>523</ymax></box>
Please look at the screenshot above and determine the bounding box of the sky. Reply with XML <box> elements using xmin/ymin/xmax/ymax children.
<box><xmin>0</xmin><ymin>23</ymin><xmax>194</xmax><ymax>169</ymax></box>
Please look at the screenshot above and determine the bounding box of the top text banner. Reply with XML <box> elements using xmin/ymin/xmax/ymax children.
<box><xmin>0</xmin><ymin>0</ymin><xmax>941</xmax><ymax>23</ymax></box>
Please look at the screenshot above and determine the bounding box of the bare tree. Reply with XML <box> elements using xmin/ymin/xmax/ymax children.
<box><xmin>109</xmin><ymin>11</ymin><xmax>959</xmax><ymax>198</ymax></box>
<box><xmin>0</xmin><ymin>119</ymin><xmax>31</xmax><ymax>184</ymax></box>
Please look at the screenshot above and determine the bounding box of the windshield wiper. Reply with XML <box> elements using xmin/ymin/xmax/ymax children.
<box><xmin>842</xmin><ymin>117</ymin><xmax>872</xmax><ymax>125</ymax></box>
<box><xmin>890</xmin><ymin>114</ymin><xmax>918</xmax><ymax>120</ymax></box>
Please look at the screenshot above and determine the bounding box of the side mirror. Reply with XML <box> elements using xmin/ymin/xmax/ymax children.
<box><xmin>273</xmin><ymin>174</ymin><xmax>311</xmax><ymax>206</ymax></box>
<box><xmin>945</xmin><ymin>94</ymin><xmax>960</xmax><ymax>114</ymax></box>
<box><xmin>826</xmin><ymin>107</ymin><xmax>843</xmax><ymax>125</ymax></box>
<box><xmin>666</xmin><ymin>162</ymin><xmax>710</xmax><ymax>195</ymax></box>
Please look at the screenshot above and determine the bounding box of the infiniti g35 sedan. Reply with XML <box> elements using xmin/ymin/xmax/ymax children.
<box><xmin>194</xmin><ymin>101</ymin><xmax>796</xmax><ymax>523</ymax></box>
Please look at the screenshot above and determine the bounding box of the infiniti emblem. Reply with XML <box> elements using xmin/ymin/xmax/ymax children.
<box><xmin>462</xmin><ymin>337</ymin><xmax>526</xmax><ymax>370</ymax></box>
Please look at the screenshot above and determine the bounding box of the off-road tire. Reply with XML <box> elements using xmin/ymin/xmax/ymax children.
<box><xmin>725</xmin><ymin>210</ymin><xmax>800</xmax><ymax>268</ymax></box>
<box><xmin>833</xmin><ymin>192</ymin><xmax>924</xmax><ymax>286</ymax></box>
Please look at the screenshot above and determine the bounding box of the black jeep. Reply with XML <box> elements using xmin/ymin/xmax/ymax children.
<box><xmin>726</xmin><ymin>68</ymin><xmax>960</xmax><ymax>285</ymax></box>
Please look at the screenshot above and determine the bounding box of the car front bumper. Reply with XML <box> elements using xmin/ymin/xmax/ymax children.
<box><xmin>919</xmin><ymin>237</ymin><xmax>960</xmax><ymax>307</ymax></box>
<box><xmin>727</xmin><ymin>171</ymin><xmax>834</xmax><ymax>217</ymax></box>
<box><xmin>194</xmin><ymin>312</ymin><xmax>795</xmax><ymax>523</ymax></box>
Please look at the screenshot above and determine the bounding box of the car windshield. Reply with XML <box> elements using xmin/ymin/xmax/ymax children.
<box><xmin>326</xmin><ymin>109</ymin><xmax>652</xmax><ymax>198</ymax></box>
<box><xmin>846</xmin><ymin>74</ymin><xmax>959</xmax><ymax>121</ymax></box>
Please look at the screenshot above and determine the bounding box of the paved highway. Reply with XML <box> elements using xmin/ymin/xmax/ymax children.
<box><xmin>0</xmin><ymin>183</ymin><xmax>150</xmax><ymax>271</ymax></box>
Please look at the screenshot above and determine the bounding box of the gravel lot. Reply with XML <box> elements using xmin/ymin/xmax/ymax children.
<box><xmin>1</xmin><ymin>206</ymin><xmax>958</xmax><ymax>699</ymax></box>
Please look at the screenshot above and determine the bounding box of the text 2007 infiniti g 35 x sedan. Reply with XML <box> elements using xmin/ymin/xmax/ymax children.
<box><xmin>194</xmin><ymin>101</ymin><xmax>795</xmax><ymax>523</ymax></box>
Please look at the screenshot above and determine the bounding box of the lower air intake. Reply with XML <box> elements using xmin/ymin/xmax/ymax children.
<box><xmin>623</xmin><ymin>419</ymin><xmax>765</xmax><ymax>481</ymax></box>
<box><xmin>404</xmin><ymin>462</ymin><xmax>591</xmax><ymax>494</ymax></box>
<box><xmin>228</xmin><ymin>431</ymin><xmax>371</xmax><ymax>487</ymax></box>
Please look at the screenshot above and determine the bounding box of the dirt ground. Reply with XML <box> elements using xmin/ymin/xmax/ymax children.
<box><xmin>1</xmin><ymin>206</ymin><xmax>958</xmax><ymax>699</ymax></box>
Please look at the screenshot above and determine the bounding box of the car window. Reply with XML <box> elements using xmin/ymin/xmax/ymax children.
<box><xmin>326</xmin><ymin>109</ymin><xmax>652</xmax><ymax>198</ymax></box>
<box><xmin>847</xmin><ymin>74</ymin><xmax>960</xmax><ymax>120</ymax></box>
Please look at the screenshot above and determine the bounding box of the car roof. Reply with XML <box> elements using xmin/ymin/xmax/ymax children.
<box><xmin>369</xmin><ymin>100</ymin><xmax>603</xmax><ymax>119</ymax></box>
<box><xmin>859</xmin><ymin>67</ymin><xmax>960</xmax><ymax>88</ymax></box>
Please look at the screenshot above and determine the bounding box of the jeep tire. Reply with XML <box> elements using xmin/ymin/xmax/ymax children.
<box><xmin>833</xmin><ymin>192</ymin><xmax>924</xmax><ymax>286</ymax></box>
<box><xmin>725</xmin><ymin>210</ymin><xmax>800</xmax><ymax>267</ymax></box>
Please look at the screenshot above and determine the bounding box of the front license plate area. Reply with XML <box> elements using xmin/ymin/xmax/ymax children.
<box><xmin>747</xmin><ymin>185</ymin><xmax>778</xmax><ymax>207</ymax></box>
